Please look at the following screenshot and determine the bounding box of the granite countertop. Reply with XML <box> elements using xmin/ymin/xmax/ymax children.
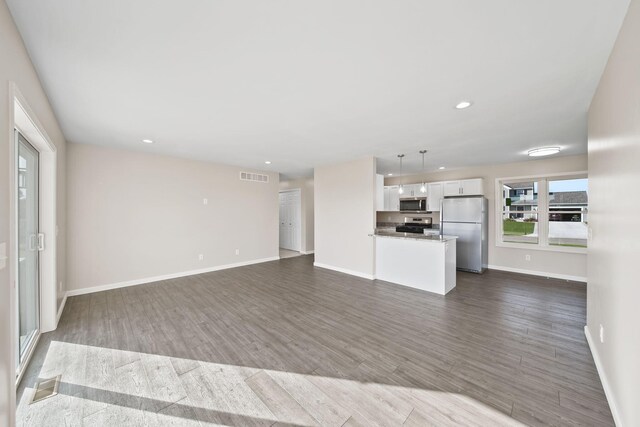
<box><xmin>374</xmin><ymin>228</ymin><xmax>457</xmax><ymax>242</ymax></box>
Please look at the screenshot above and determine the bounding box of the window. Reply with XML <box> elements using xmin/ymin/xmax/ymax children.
<box><xmin>548</xmin><ymin>178</ymin><xmax>588</xmax><ymax>248</ymax></box>
<box><xmin>501</xmin><ymin>180</ymin><xmax>538</xmax><ymax>244</ymax></box>
<box><xmin>498</xmin><ymin>174</ymin><xmax>588</xmax><ymax>251</ymax></box>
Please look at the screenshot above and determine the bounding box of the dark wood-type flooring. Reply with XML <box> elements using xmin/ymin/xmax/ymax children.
<box><xmin>17</xmin><ymin>255</ymin><xmax>612</xmax><ymax>426</ymax></box>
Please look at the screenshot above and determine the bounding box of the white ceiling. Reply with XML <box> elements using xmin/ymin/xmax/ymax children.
<box><xmin>8</xmin><ymin>0</ymin><xmax>629</xmax><ymax>178</ymax></box>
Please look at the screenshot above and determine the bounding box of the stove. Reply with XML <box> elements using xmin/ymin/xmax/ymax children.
<box><xmin>395</xmin><ymin>217</ymin><xmax>433</xmax><ymax>234</ymax></box>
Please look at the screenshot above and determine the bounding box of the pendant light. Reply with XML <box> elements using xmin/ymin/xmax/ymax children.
<box><xmin>397</xmin><ymin>154</ymin><xmax>405</xmax><ymax>194</ymax></box>
<box><xmin>419</xmin><ymin>150</ymin><xmax>427</xmax><ymax>193</ymax></box>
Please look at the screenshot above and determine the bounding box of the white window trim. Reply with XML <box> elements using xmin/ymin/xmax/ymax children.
<box><xmin>495</xmin><ymin>171</ymin><xmax>588</xmax><ymax>255</ymax></box>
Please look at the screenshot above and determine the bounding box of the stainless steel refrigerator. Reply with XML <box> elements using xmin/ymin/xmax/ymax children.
<box><xmin>441</xmin><ymin>196</ymin><xmax>488</xmax><ymax>273</ymax></box>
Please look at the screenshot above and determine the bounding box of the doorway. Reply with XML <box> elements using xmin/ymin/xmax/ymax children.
<box><xmin>16</xmin><ymin>132</ymin><xmax>40</xmax><ymax>367</ymax></box>
<box><xmin>10</xmin><ymin>84</ymin><xmax>59</xmax><ymax>385</ymax></box>
<box><xmin>279</xmin><ymin>189</ymin><xmax>302</xmax><ymax>256</ymax></box>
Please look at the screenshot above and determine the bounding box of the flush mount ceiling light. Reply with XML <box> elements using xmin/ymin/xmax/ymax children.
<box><xmin>387</xmin><ymin>173</ymin><xmax>393</xmax><ymax>176</ymax></box>
<box><xmin>264</xmin><ymin>161</ymin><xmax>272</xmax><ymax>164</ymax></box>
<box><xmin>528</xmin><ymin>147</ymin><xmax>561</xmax><ymax>157</ymax></box>
<box><xmin>455</xmin><ymin>101</ymin><xmax>473</xmax><ymax>109</ymax></box>
<box><xmin>142</xmin><ymin>139</ymin><xmax>154</xmax><ymax>144</ymax></box>
<box><xmin>439</xmin><ymin>166</ymin><xmax>446</xmax><ymax>170</ymax></box>
<box><xmin>397</xmin><ymin>154</ymin><xmax>405</xmax><ymax>194</ymax></box>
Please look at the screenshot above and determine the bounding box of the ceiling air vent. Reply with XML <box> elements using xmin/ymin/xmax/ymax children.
<box><xmin>240</xmin><ymin>172</ymin><xmax>269</xmax><ymax>183</ymax></box>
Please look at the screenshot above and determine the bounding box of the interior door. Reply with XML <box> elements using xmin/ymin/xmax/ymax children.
<box><xmin>284</xmin><ymin>194</ymin><xmax>293</xmax><ymax>249</ymax></box>
<box><xmin>17</xmin><ymin>132</ymin><xmax>40</xmax><ymax>367</ymax></box>
<box><xmin>279</xmin><ymin>193</ymin><xmax>287</xmax><ymax>248</ymax></box>
<box><xmin>279</xmin><ymin>191</ymin><xmax>301</xmax><ymax>251</ymax></box>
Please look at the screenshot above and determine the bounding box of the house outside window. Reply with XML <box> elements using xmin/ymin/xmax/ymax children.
<box><xmin>497</xmin><ymin>174</ymin><xmax>588</xmax><ymax>252</ymax></box>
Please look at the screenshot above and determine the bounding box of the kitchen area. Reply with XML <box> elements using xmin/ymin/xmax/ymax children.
<box><xmin>374</xmin><ymin>173</ymin><xmax>488</xmax><ymax>295</ymax></box>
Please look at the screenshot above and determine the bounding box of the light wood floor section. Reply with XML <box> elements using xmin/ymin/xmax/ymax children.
<box><xmin>18</xmin><ymin>255</ymin><xmax>613</xmax><ymax>426</ymax></box>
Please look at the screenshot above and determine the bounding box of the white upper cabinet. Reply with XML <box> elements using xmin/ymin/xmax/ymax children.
<box><xmin>381</xmin><ymin>178</ymin><xmax>481</xmax><ymax>211</ymax></box>
<box><xmin>384</xmin><ymin>185</ymin><xmax>400</xmax><ymax>211</ymax></box>
<box><xmin>400</xmin><ymin>184</ymin><xmax>413</xmax><ymax>197</ymax></box>
<box><xmin>427</xmin><ymin>182</ymin><xmax>443</xmax><ymax>211</ymax></box>
<box><xmin>443</xmin><ymin>181</ymin><xmax>462</xmax><ymax>197</ymax></box>
<box><xmin>400</xmin><ymin>183</ymin><xmax>427</xmax><ymax>198</ymax></box>
<box><xmin>460</xmin><ymin>178</ymin><xmax>484</xmax><ymax>196</ymax></box>
<box><xmin>376</xmin><ymin>174</ymin><xmax>385</xmax><ymax>211</ymax></box>
<box><xmin>442</xmin><ymin>179</ymin><xmax>484</xmax><ymax>196</ymax></box>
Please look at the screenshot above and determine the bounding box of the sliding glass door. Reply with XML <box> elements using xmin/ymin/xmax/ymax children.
<box><xmin>17</xmin><ymin>131</ymin><xmax>40</xmax><ymax>367</ymax></box>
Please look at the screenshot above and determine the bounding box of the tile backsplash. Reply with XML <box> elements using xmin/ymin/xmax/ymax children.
<box><xmin>376</xmin><ymin>211</ymin><xmax>439</xmax><ymax>225</ymax></box>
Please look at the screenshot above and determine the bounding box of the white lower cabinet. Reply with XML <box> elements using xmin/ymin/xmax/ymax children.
<box><xmin>375</xmin><ymin>236</ymin><xmax>457</xmax><ymax>295</ymax></box>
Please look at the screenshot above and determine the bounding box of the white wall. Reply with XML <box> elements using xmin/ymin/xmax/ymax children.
<box><xmin>280</xmin><ymin>177</ymin><xmax>314</xmax><ymax>253</ymax></box>
<box><xmin>66</xmin><ymin>143</ymin><xmax>279</xmax><ymax>293</ymax></box>
<box><xmin>587</xmin><ymin>0</ymin><xmax>639</xmax><ymax>425</ymax></box>
<box><xmin>315</xmin><ymin>157</ymin><xmax>376</xmax><ymax>279</ymax></box>
<box><xmin>0</xmin><ymin>0</ymin><xmax>68</xmax><ymax>424</ymax></box>
<box><xmin>385</xmin><ymin>154</ymin><xmax>588</xmax><ymax>281</ymax></box>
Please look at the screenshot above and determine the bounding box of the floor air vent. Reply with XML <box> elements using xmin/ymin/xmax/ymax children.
<box><xmin>240</xmin><ymin>172</ymin><xmax>269</xmax><ymax>183</ymax></box>
<box><xmin>30</xmin><ymin>375</ymin><xmax>60</xmax><ymax>404</ymax></box>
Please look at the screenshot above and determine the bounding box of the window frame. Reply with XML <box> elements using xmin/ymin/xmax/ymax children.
<box><xmin>495</xmin><ymin>171</ymin><xmax>588</xmax><ymax>254</ymax></box>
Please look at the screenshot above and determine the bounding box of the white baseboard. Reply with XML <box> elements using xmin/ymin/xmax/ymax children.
<box><xmin>66</xmin><ymin>256</ymin><xmax>280</xmax><ymax>297</ymax></box>
<box><xmin>488</xmin><ymin>264</ymin><xmax>586</xmax><ymax>283</ymax></box>
<box><xmin>313</xmin><ymin>262</ymin><xmax>374</xmax><ymax>280</ymax></box>
<box><xmin>56</xmin><ymin>292</ymin><xmax>68</xmax><ymax>325</ymax></box>
<box><xmin>585</xmin><ymin>326</ymin><xmax>622</xmax><ymax>426</ymax></box>
<box><xmin>301</xmin><ymin>250</ymin><xmax>315</xmax><ymax>255</ymax></box>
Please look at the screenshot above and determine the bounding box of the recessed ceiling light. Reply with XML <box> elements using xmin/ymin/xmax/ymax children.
<box><xmin>455</xmin><ymin>101</ymin><xmax>472</xmax><ymax>109</ymax></box>
<box><xmin>387</xmin><ymin>173</ymin><xmax>393</xmax><ymax>176</ymax></box>
<box><xmin>528</xmin><ymin>147</ymin><xmax>561</xmax><ymax>157</ymax></box>
<box><xmin>264</xmin><ymin>161</ymin><xmax>272</xmax><ymax>164</ymax></box>
<box><xmin>142</xmin><ymin>139</ymin><xmax>154</xmax><ymax>144</ymax></box>
<box><xmin>439</xmin><ymin>166</ymin><xmax>446</xmax><ymax>170</ymax></box>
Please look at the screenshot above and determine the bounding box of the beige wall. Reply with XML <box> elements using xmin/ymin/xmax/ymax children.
<box><xmin>315</xmin><ymin>157</ymin><xmax>376</xmax><ymax>278</ymax></box>
<box><xmin>0</xmin><ymin>1</ymin><xmax>67</xmax><ymax>424</ymax></box>
<box><xmin>66</xmin><ymin>143</ymin><xmax>279</xmax><ymax>292</ymax></box>
<box><xmin>280</xmin><ymin>177</ymin><xmax>314</xmax><ymax>253</ymax></box>
<box><xmin>587</xmin><ymin>0</ymin><xmax>639</xmax><ymax>425</ymax></box>
<box><xmin>386</xmin><ymin>154</ymin><xmax>588</xmax><ymax>280</ymax></box>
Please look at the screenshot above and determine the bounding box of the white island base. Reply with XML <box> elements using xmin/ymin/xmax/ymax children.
<box><xmin>375</xmin><ymin>234</ymin><xmax>457</xmax><ymax>295</ymax></box>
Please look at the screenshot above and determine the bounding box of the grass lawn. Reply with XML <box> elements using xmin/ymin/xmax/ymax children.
<box><xmin>503</xmin><ymin>220</ymin><xmax>535</xmax><ymax>235</ymax></box>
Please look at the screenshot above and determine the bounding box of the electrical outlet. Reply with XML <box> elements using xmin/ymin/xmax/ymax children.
<box><xmin>203</xmin><ymin>198</ymin><xmax>208</xmax><ymax>205</ymax></box>
<box><xmin>235</xmin><ymin>249</ymin><xmax>240</xmax><ymax>256</ymax></box>
<box><xmin>599</xmin><ymin>324</ymin><xmax>604</xmax><ymax>343</ymax></box>
<box><xmin>198</xmin><ymin>254</ymin><xmax>204</xmax><ymax>261</ymax></box>
<box><xmin>525</xmin><ymin>254</ymin><xmax>531</xmax><ymax>261</ymax></box>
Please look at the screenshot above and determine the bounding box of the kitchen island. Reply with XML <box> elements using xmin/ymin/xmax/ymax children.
<box><xmin>375</xmin><ymin>229</ymin><xmax>457</xmax><ymax>295</ymax></box>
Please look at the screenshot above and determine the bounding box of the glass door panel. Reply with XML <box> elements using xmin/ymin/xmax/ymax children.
<box><xmin>17</xmin><ymin>132</ymin><xmax>40</xmax><ymax>364</ymax></box>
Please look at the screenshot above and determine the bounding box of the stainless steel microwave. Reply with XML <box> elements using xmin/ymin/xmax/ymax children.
<box><xmin>399</xmin><ymin>198</ymin><xmax>427</xmax><ymax>212</ymax></box>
